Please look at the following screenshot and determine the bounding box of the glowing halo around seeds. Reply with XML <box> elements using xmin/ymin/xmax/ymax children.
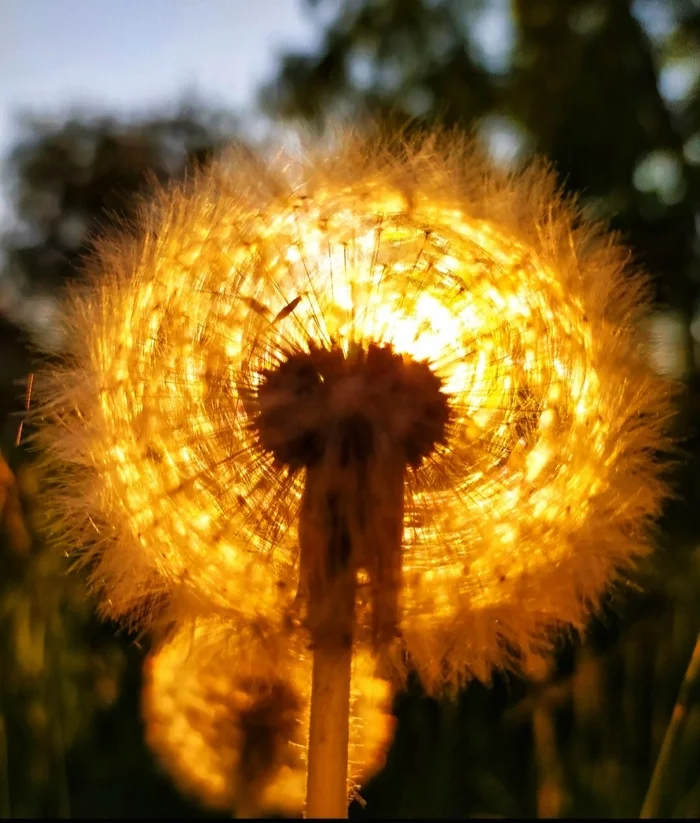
<box><xmin>36</xmin><ymin>132</ymin><xmax>673</xmax><ymax>689</ymax></box>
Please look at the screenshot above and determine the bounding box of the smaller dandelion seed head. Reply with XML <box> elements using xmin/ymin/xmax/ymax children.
<box><xmin>142</xmin><ymin>618</ymin><xmax>395</xmax><ymax>815</ymax></box>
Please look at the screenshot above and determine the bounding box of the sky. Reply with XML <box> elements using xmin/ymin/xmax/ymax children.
<box><xmin>0</xmin><ymin>0</ymin><xmax>321</xmax><ymax>204</ymax></box>
<box><xmin>0</xmin><ymin>0</ymin><xmax>325</xmax><ymax>338</ymax></box>
<box><xmin>0</xmin><ymin>0</ymin><xmax>521</xmax><ymax>217</ymax></box>
<box><xmin>1</xmin><ymin>0</ymin><xmax>319</xmax><ymax>128</ymax></box>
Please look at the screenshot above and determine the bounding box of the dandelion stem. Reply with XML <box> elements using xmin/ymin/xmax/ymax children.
<box><xmin>640</xmin><ymin>632</ymin><xmax>700</xmax><ymax>818</ymax></box>
<box><xmin>306</xmin><ymin>639</ymin><xmax>354</xmax><ymax>818</ymax></box>
<box><xmin>301</xmin><ymin>499</ymin><xmax>356</xmax><ymax>819</ymax></box>
<box><xmin>300</xmin><ymin>423</ymin><xmax>371</xmax><ymax>818</ymax></box>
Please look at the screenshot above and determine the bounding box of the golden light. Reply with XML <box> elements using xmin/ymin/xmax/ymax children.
<box><xmin>142</xmin><ymin>618</ymin><xmax>394</xmax><ymax>816</ymax></box>
<box><xmin>36</xmin><ymin>132</ymin><xmax>673</xmax><ymax>690</ymax></box>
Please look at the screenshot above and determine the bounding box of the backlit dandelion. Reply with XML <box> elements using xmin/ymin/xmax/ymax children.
<box><xmin>35</xmin><ymin>129</ymin><xmax>674</xmax><ymax>816</ymax></box>
<box><xmin>142</xmin><ymin>617</ymin><xmax>394</xmax><ymax>817</ymax></box>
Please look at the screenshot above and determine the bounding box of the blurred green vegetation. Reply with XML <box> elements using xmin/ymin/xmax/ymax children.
<box><xmin>2</xmin><ymin>0</ymin><xmax>700</xmax><ymax>817</ymax></box>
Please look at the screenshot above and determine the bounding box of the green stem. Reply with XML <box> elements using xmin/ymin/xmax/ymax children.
<box><xmin>640</xmin><ymin>632</ymin><xmax>700</xmax><ymax>819</ymax></box>
<box><xmin>533</xmin><ymin>701</ymin><xmax>566</xmax><ymax>818</ymax></box>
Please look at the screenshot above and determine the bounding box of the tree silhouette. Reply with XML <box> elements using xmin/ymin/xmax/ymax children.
<box><xmin>1</xmin><ymin>102</ymin><xmax>239</xmax><ymax>313</ymax></box>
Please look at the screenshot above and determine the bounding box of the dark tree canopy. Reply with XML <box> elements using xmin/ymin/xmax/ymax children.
<box><xmin>1</xmin><ymin>103</ymin><xmax>239</xmax><ymax>298</ymax></box>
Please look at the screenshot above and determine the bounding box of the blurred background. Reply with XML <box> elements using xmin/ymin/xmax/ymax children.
<box><xmin>1</xmin><ymin>0</ymin><xmax>699</xmax><ymax>817</ymax></box>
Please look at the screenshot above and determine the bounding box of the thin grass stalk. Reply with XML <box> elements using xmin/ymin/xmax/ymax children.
<box><xmin>640</xmin><ymin>633</ymin><xmax>700</xmax><ymax>818</ymax></box>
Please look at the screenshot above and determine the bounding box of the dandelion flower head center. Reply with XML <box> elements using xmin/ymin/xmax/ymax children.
<box><xmin>254</xmin><ymin>341</ymin><xmax>450</xmax><ymax>471</ymax></box>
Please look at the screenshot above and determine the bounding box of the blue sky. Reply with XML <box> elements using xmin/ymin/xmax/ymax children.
<box><xmin>1</xmin><ymin>0</ymin><xmax>318</xmax><ymax>126</ymax></box>
<box><xmin>0</xmin><ymin>0</ymin><xmax>319</xmax><ymax>193</ymax></box>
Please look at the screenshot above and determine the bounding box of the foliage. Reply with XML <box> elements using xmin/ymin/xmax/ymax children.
<box><xmin>1</xmin><ymin>102</ymin><xmax>238</xmax><ymax>307</ymax></box>
<box><xmin>0</xmin><ymin>454</ymin><xmax>123</xmax><ymax>816</ymax></box>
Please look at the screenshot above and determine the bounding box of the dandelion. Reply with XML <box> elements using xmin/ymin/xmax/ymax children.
<box><xmin>35</xmin><ymin>129</ymin><xmax>674</xmax><ymax>815</ymax></box>
<box><xmin>142</xmin><ymin>616</ymin><xmax>394</xmax><ymax>817</ymax></box>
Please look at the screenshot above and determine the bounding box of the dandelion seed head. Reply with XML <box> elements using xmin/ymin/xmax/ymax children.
<box><xmin>142</xmin><ymin>618</ymin><xmax>394</xmax><ymax>815</ymax></box>
<box><xmin>35</xmin><ymin>129</ymin><xmax>675</xmax><ymax>689</ymax></box>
